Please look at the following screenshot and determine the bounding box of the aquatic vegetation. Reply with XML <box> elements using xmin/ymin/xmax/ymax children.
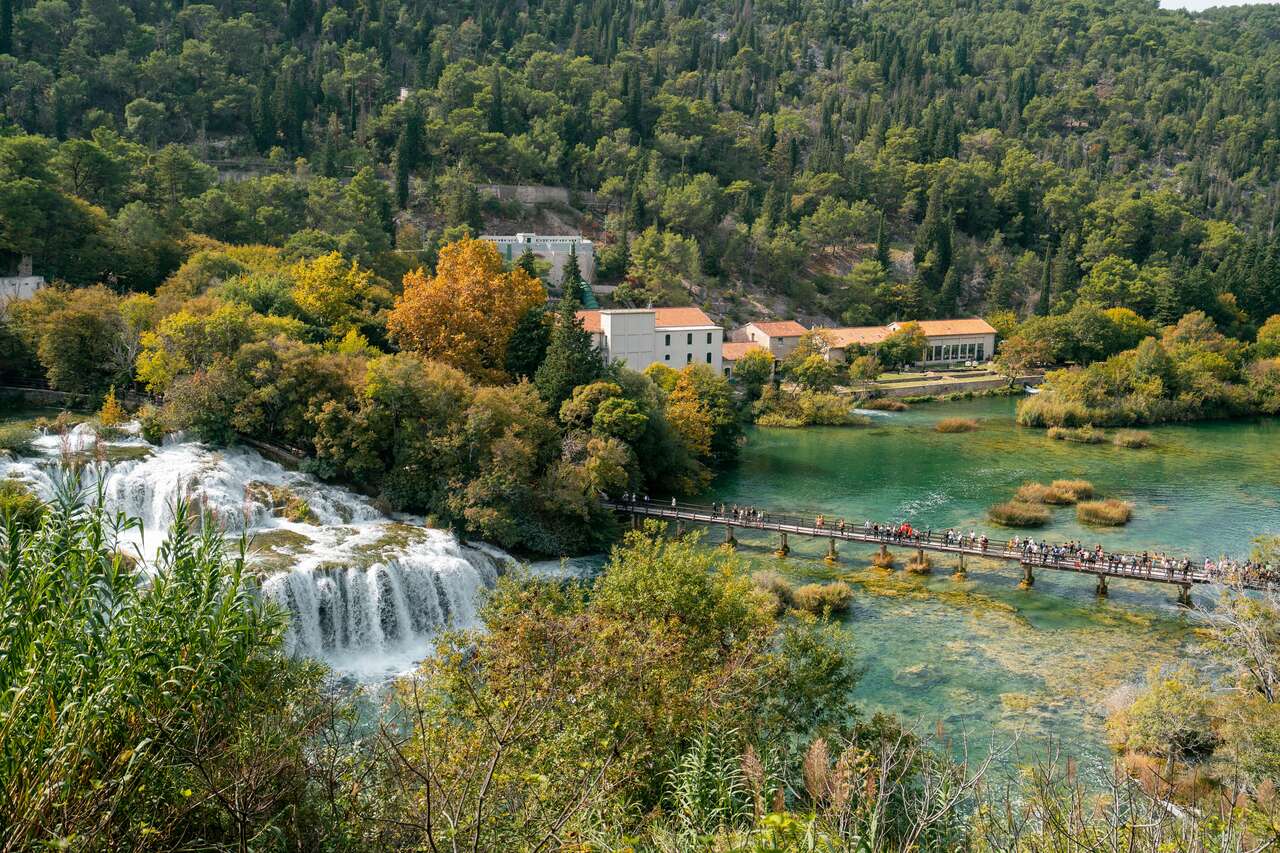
<box><xmin>751</xmin><ymin>569</ymin><xmax>796</xmax><ymax>611</ymax></box>
<box><xmin>1077</xmin><ymin>499</ymin><xmax>1133</xmax><ymax>526</ymax></box>
<box><xmin>1047</xmin><ymin>424</ymin><xmax>1107</xmax><ymax>443</ymax></box>
<box><xmin>934</xmin><ymin>417</ymin><xmax>978</xmax><ymax>433</ymax></box>
<box><xmin>1113</xmin><ymin>430</ymin><xmax>1153</xmax><ymax>448</ymax></box>
<box><xmin>988</xmin><ymin>500</ymin><xmax>1050</xmax><ymax>527</ymax></box>
<box><xmin>860</xmin><ymin>398</ymin><xmax>909</xmax><ymax>411</ymax></box>
<box><xmin>1013</xmin><ymin>482</ymin><xmax>1058</xmax><ymax>504</ymax></box>
<box><xmin>905</xmin><ymin>552</ymin><xmax>933</xmax><ymax>573</ymax></box>
<box><xmin>792</xmin><ymin>581</ymin><xmax>853</xmax><ymax>614</ymax></box>
<box><xmin>0</xmin><ymin>425</ymin><xmax>34</xmax><ymax>458</ymax></box>
<box><xmin>1050</xmin><ymin>479</ymin><xmax>1094</xmax><ymax>502</ymax></box>
<box><xmin>870</xmin><ymin>548</ymin><xmax>896</xmax><ymax>568</ymax></box>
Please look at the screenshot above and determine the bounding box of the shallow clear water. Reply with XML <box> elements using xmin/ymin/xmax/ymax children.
<box><xmin>705</xmin><ymin>397</ymin><xmax>1280</xmax><ymax>767</ymax></box>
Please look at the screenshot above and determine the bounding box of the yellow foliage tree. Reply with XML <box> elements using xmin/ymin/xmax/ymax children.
<box><xmin>98</xmin><ymin>386</ymin><xmax>127</xmax><ymax>426</ymax></box>
<box><xmin>388</xmin><ymin>237</ymin><xmax>546</xmax><ymax>383</ymax></box>
<box><xmin>665</xmin><ymin>371</ymin><xmax>714</xmax><ymax>458</ymax></box>
<box><xmin>289</xmin><ymin>252</ymin><xmax>373</xmax><ymax>333</ymax></box>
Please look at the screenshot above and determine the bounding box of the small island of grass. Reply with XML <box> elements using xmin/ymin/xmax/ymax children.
<box><xmin>1077</xmin><ymin>498</ymin><xmax>1133</xmax><ymax>526</ymax></box>
<box><xmin>935</xmin><ymin>417</ymin><xmax>978</xmax><ymax>433</ymax></box>
<box><xmin>988</xmin><ymin>500</ymin><xmax>1050</xmax><ymax>527</ymax></box>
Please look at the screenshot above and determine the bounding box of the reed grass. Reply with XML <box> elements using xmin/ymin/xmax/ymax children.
<box><xmin>1113</xmin><ymin>430</ymin><xmax>1153</xmax><ymax>448</ymax></box>
<box><xmin>752</xmin><ymin>570</ymin><xmax>795</xmax><ymax>609</ymax></box>
<box><xmin>988</xmin><ymin>500</ymin><xmax>1051</xmax><ymax>527</ymax></box>
<box><xmin>905</xmin><ymin>553</ymin><xmax>933</xmax><ymax>574</ymax></box>
<box><xmin>1047</xmin><ymin>425</ymin><xmax>1106</xmax><ymax>444</ymax></box>
<box><xmin>792</xmin><ymin>581</ymin><xmax>854</xmax><ymax>614</ymax></box>
<box><xmin>935</xmin><ymin>417</ymin><xmax>978</xmax><ymax>433</ymax></box>
<box><xmin>861</xmin><ymin>398</ymin><xmax>909</xmax><ymax>411</ymax></box>
<box><xmin>1077</xmin><ymin>498</ymin><xmax>1133</xmax><ymax>526</ymax></box>
<box><xmin>1050</xmin><ymin>479</ymin><xmax>1094</xmax><ymax>501</ymax></box>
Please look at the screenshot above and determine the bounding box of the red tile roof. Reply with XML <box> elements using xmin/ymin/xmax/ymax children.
<box><xmin>894</xmin><ymin>318</ymin><xmax>997</xmax><ymax>337</ymax></box>
<box><xmin>576</xmin><ymin>307</ymin><xmax>718</xmax><ymax>334</ymax></box>
<box><xmin>826</xmin><ymin>326</ymin><xmax>891</xmax><ymax>348</ymax></box>
<box><xmin>746</xmin><ymin>320</ymin><xmax>808</xmax><ymax>338</ymax></box>
<box><xmin>721</xmin><ymin>342</ymin><xmax>768</xmax><ymax>361</ymax></box>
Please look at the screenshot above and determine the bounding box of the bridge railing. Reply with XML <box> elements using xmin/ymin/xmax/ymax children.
<box><xmin>604</xmin><ymin>498</ymin><xmax>1277</xmax><ymax>591</ymax></box>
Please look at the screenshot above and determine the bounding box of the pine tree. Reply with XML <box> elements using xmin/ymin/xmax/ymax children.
<box><xmin>561</xmin><ymin>245</ymin><xmax>584</xmax><ymax>303</ymax></box>
<box><xmin>0</xmin><ymin>0</ymin><xmax>12</xmax><ymax>56</ymax></box>
<box><xmin>534</xmin><ymin>295</ymin><xmax>603</xmax><ymax>407</ymax></box>
<box><xmin>98</xmin><ymin>386</ymin><xmax>126</xmax><ymax>427</ymax></box>
<box><xmin>1050</xmin><ymin>237</ymin><xmax>1080</xmax><ymax>310</ymax></box>
<box><xmin>913</xmin><ymin>179</ymin><xmax>951</xmax><ymax>290</ymax></box>
<box><xmin>938</xmin><ymin>265</ymin><xmax>961</xmax><ymax>317</ymax></box>
<box><xmin>505</xmin><ymin>305</ymin><xmax>551</xmax><ymax>380</ymax></box>
<box><xmin>488</xmin><ymin>67</ymin><xmax>505</xmax><ymax>134</ymax></box>
<box><xmin>517</xmin><ymin>247</ymin><xmax>539</xmax><ymax>277</ymax></box>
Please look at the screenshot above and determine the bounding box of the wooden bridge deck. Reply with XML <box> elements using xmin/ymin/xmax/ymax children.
<box><xmin>605</xmin><ymin>500</ymin><xmax>1271</xmax><ymax>599</ymax></box>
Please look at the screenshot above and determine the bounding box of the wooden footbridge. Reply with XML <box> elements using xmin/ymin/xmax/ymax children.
<box><xmin>604</xmin><ymin>500</ymin><xmax>1271</xmax><ymax>605</ymax></box>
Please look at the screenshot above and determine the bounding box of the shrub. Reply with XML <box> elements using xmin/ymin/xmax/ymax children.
<box><xmin>792</xmin><ymin>581</ymin><xmax>853</xmax><ymax>614</ymax></box>
<box><xmin>98</xmin><ymin>386</ymin><xmax>127</xmax><ymax>427</ymax></box>
<box><xmin>1077</xmin><ymin>499</ymin><xmax>1133</xmax><ymax>526</ymax></box>
<box><xmin>1047</xmin><ymin>425</ymin><xmax>1106</xmax><ymax>444</ymax></box>
<box><xmin>1114</xmin><ymin>430</ymin><xmax>1153</xmax><ymax>448</ymax></box>
<box><xmin>138</xmin><ymin>404</ymin><xmax>168</xmax><ymax>445</ymax></box>
<box><xmin>0</xmin><ymin>424</ymin><xmax>35</xmax><ymax>457</ymax></box>
<box><xmin>935</xmin><ymin>417</ymin><xmax>978</xmax><ymax>433</ymax></box>
<box><xmin>988</xmin><ymin>500</ymin><xmax>1050</xmax><ymax>527</ymax></box>
<box><xmin>752</xmin><ymin>570</ymin><xmax>795</xmax><ymax>610</ymax></box>
<box><xmin>1050</xmin><ymin>479</ymin><xmax>1094</xmax><ymax>501</ymax></box>
<box><xmin>860</xmin><ymin>398</ymin><xmax>908</xmax><ymax>411</ymax></box>
<box><xmin>0</xmin><ymin>479</ymin><xmax>44</xmax><ymax>530</ymax></box>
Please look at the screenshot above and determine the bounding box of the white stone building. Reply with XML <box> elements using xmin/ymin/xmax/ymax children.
<box><xmin>822</xmin><ymin>318</ymin><xmax>997</xmax><ymax>366</ymax></box>
<box><xmin>482</xmin><ymin>233</ymin><xmax>596</xmax><ymax>287</ymax></box>
<box><xmin>577</xmin><ymin>308</ymin><xmax>723</xmax><ymax>374</ymax></box>
<box><xmin>731</xmin><ymin>320</ymin><xmax>809</xmax><ymax>358</ymax></box>
<box><xmin>0</xmin><ymin>255</ymin><xmax>45</xmax><ymax>302</ymax></box>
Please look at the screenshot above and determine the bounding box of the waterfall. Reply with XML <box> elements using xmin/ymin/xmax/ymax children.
<box><xmin>2</xmin><ymin>421</ymin><xmax>513</xmax><ymax>679</ymax></box>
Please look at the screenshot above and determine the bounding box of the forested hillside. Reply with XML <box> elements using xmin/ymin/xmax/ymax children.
<box><xmin>2</xmin><ymin>0</ymin><xmax>1280</xmax><ymax>326</ymax></box>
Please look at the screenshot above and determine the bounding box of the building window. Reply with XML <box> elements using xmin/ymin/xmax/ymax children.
<box><xmin>687</xmin><ymin>333</ymin><xmax>693</xmax><ymax>345</ymax></box>
<box><xmin>664</xmin><ymin>354</ymin><xmax>670</xmax><ymax>361</ymax></box>
<box><xmin>686</xmin><ymin>353</ymin><xmax>692</xmax><ymax>364</ymax></box>
<box><xmin>665</xmin><ymin>334</ymin><xmax>670</xmax><ymax>346</ymax></box>
<box><xmin>977</xmin><ymin>343</ymin><xmax>985</xmax><ymax>360</ymax></box>
<box><xmin>706</xmin><ymin>332</ymin><xmax>712</xmax><ymax>344</ymax></box>
<box><xmin>705</xmin><ymin>352</ymin><xmax>712</xmax><ymax>363</ymax></box>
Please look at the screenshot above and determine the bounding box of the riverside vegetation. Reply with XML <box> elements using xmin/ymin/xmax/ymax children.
<box><xmin>5</xmin><ymin>492</ymin><xmax>1280</xmax><ymax>850</ymax></box>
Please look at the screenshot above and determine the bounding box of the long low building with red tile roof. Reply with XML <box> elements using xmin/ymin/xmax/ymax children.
<box><xmin>822</xmin><ymin>318</ymin><xmax>997</xmax><ymax>365</ymax></box>
<box><xmin>576</xmin><ymin>307</ymin><xmax>723</xmax><ymax>373</ymax></box>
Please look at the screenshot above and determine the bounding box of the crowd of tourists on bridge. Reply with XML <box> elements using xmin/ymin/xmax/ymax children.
<box><xmin>615</xmin><ymin>494</ymin><xmax>1277</xmax><ymax>587</ymax></box>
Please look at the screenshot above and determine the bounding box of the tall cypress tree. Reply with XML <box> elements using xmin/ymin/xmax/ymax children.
<box><xmin>0</xmin><ymin>0</ymin><xmax>13</xmax><ymax>56</ymax></box>
<box><xmin>561</xmin><ymin>245</ymin><xmax>584</xmax><ymax>303</ymax></box>
<box><xmin>1035</xmin><ymin>249</ymin><xmax>1052</xmax><ymax>315</ymax></box>
<box><xmin>875</xmin><ymin>211</ymin><xmax>892</xmax><ymax>269</ymax></box>
<box><xmin>517</xmin><ymin>247</ymin><xmax>539</xmax><ymax>277</ymax></box>
<box><xmin>506</xmin><ymin>305</ymin><xmax>551</xmax><ymax>381</ymax></box>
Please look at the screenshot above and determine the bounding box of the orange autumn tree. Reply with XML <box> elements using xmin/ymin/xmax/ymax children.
<box><xmin>388</xmin><ymin>238</ymin><xmax>547</xmax><ymax>383</ymax></box>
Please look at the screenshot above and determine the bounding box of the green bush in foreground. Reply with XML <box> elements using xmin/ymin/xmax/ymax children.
<box><xmin>988</xmin><ymin>500</ymin><xmax>1051</xmax><ymax>527</ymax></box>
<box><xmin>1077</xmin><ymin>498</ymin><xmax>1133</xmax><ymax>526</ymax></box>
<box><xmin>0</xmin><ymin>424</ymin><xmax>34</xmax><ymax>457</ymax></box>
<box><xmin>0</xmin><ymin>477</ymin><xmax>329</xmax><ymax>851</ymax></box>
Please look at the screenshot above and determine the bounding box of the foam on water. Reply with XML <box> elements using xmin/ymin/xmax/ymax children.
<box><xmin>1</xmin><ymin>422</ymin><xmax>513</xmax><ymax>680</ymax></box>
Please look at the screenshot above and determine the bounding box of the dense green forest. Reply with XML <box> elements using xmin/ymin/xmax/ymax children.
<box><xmin>2</xmin><ymin>0</ymin><xmax>1280</xmax><ymax>326</ymax></box>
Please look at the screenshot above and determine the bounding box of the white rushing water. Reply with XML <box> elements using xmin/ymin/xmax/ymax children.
<box><xmin>0</xmin><ymin>422</ymin><xmax>511</xmax><ymax>680</ymax></box>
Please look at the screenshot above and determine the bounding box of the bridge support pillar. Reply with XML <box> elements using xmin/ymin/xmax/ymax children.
<box><xmin>872</xmin><ymin>543</ymin><xmax>894</xmax><ymax>569</ymax></box>
<box><xmin>675</xmin><ymin>519</ymin><xmax>686</xmax><ymax>536</ymax></box>
<box><xmin>952</xmin><ymin>553</ymin><xmax>967</xmax><ymax>580</ymax></box>
<box><xmin>630</xmin><ymin>512</ymin><xmax>639</xmax><ymax>530</ymax></box>
<box><xmin>775</xmin><ymin>532</ymin><xmax>790</xmax><ymax>558</ymax></box>
<box><xmin>1019</xmin><ymin>564</ymin><xmax>1034</xmax><ymax>589</ymax></box>
<box><xmin>824</xmin><ymin>538</ymin><xmax>838</xmax><ymax>565</ymax></box>
<box><xmin>724</xmin><ymin>524</ymin><xmax>736</xmax><ymax>549</ymax></box>
<box><xmin>1177</xmin><ymin>584</ymin><xmax>1192</xmax><ymax>608</ymax></box>
<box><xmin>1095</xmin><ymin>575</ymin><xmax>1108</xmax><ymax>598</ymax></box>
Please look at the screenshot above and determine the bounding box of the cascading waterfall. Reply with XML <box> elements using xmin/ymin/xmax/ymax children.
<box><xmin>1</xmin><ymin>421</ymin><xmax>512</xmax><ymax>679</ymax></box>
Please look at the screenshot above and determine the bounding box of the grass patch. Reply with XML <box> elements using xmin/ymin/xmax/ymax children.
<box><xmin>870</xmin><ymin>549</ymin><xmax>896</xmax><ymax>569</ymax></box>
<box><xmin>934</xmin><ymin>417</ymin><xmax>978</xmax><ymax>433</ymax></box>
<box><xmin>751</xmin><ymin>570</ymin><xmax>795</xmax><ymax>612</ymax></box>
<box><xmin>1113</xmin><ymin>430</ymin><xmax>1153</xmax><ymax>448</ymax></box>
<box><xmin>1050</xmin><ymin>479</ymin><xmax>1094</xmax><ymax>502</ymax></box>
<box><xmin>0</xmin><ymin>424</ymin><xmax>35</xmax><ymax>457</ymax></box>
<box><xmin>1047</xmin><ymin>424</ymin><xmax>1106</xmax><ymax>444</ymax></box>
<box><xmin>1077</xmin><ymin>499</ymin><xmax>1133</xmax><ymax>526</ymax></box>
<box><xmin>860</xmin><ymin>398</ymin><xmax>909</xmax><ymax>411</ymax></box>
<box><xmin>792</xmin><ymin>581</ymin><xmax>853</xmax><ymax>614</ymax></box>
<box><xmin>1013</xmin><ymin>482</ymin><xmax>1055</xmax><ymax>504</ymax></box>
<box><xmin>988</xmin><ymin>500</ymin><xmax>1051</xmax><ymax>527</ymax></box>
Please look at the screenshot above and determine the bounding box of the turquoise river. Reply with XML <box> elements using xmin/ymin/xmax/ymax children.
<box><xmin>703</xmin><ymin>395</ymin><xmax>1280</xmax><ymax>769</ymax></box>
